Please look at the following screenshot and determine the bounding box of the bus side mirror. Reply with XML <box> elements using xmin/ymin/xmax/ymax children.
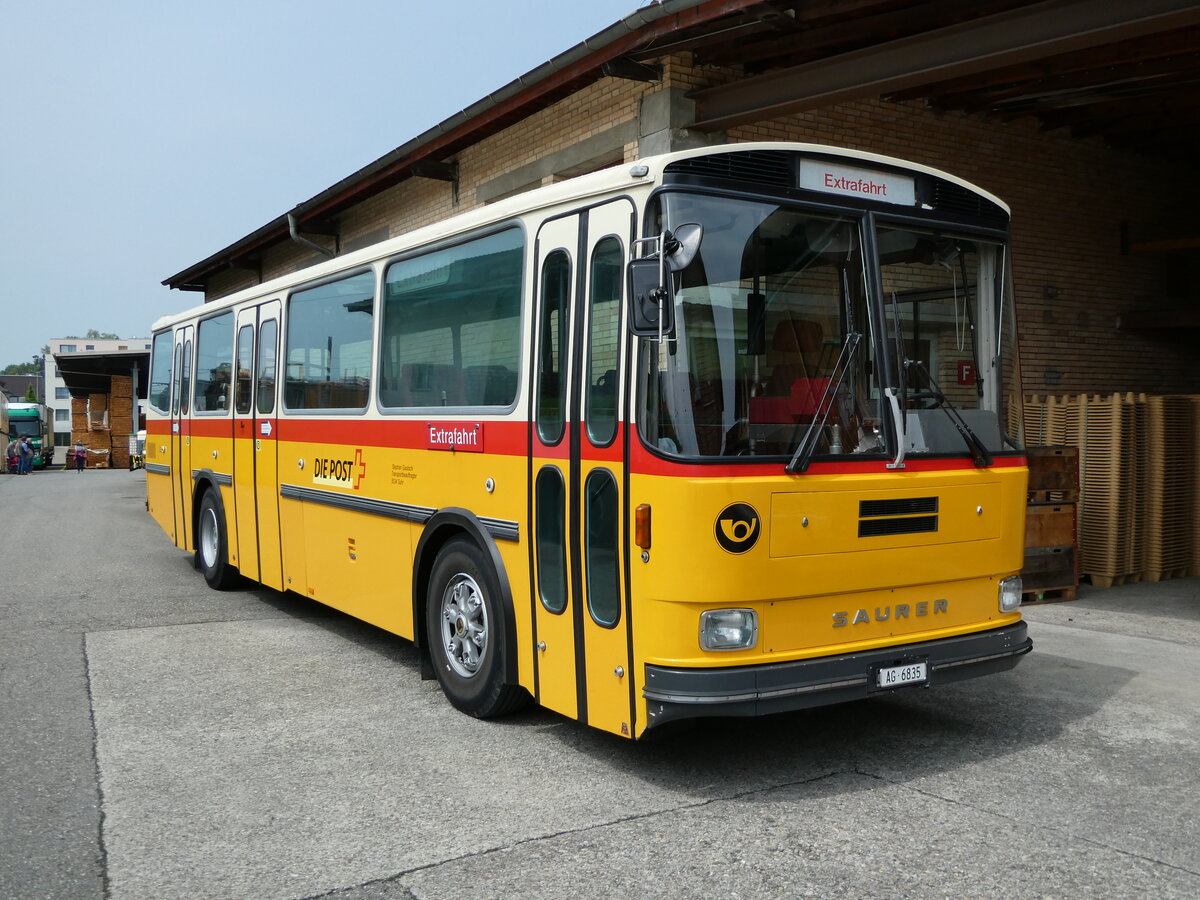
<box><xmin>627</xmin><ymin>256</ymin><xmax>674</xmax><ymax>337</ymax></box>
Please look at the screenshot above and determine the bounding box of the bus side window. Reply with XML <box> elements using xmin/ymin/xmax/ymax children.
<box><xmin>257</xmin><ymin>319</ymin><xmax>278</xmax><ymax>415</ymax></box>
<box><xmin>380</xmin><ymin>228</ymin><xmax>523</xmax><ymax>411</ymax></box>
<box><xmin>586</xmin><ymin>236</ymin><xmax>622</xmax><ymax>445</ymax></box>
<box><xmin>235</xmin><ymin>324</ymin><xmax>254</xmax><ymax>415</ymax></box>
<box><xmin>537</xmin><ymin>249</ymin><xmax>571</xmax><ymax>444</ymax></box>
<box><xmin>285</xmin><ymin>272</ymin><xmax>374</xmax><ymax>411</ymax></box>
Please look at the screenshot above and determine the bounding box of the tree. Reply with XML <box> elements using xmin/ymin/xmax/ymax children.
<box><xmin>2</xmin><ymin>362</ymin><xmax>38</xmax><ymax>375</ymax></box>
<box><xmin>25</xmin><ymin>385</ymin><xmax>36</xmax><ymax>402</ymax></box>
<box><xmin>86</xmin><ymin>330</ymin><xmax>121</xmax><ymax>339</ymax></box>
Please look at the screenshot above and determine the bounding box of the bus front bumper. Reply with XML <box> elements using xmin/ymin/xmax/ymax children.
<box><xmin>643</xmin><ymin>621</ymin><xmax>1031</xmax><ymax>730</ymax></box>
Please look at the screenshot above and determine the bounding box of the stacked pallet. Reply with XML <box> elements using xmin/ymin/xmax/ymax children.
<box><xmin>1024</xmin><ymin>393</ymin><xmax>1200</xmax><ymax>587</ymax></box>
<box><xmin>66</xmin><ymin>377</ymin><xmax>140</xmax><ymax>469</ymax></box>
<box><xmin>1146</xmin><ymin>395</ymin><xmax>1198</xmax><ymax>581</ymax></box>
<box><xmin>1022</xmin><ymin>446</ymin><xmax>1079</xmax><ymax>602</ymax></box>
<box><xmin>109</xmin><ymin>375</ymin><xmax>134</xmax><ymax>469</ymax></box>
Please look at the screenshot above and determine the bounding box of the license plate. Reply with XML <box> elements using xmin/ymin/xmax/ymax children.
<box><xmin>877</xmin><ymin>660</ymin><xmax>928</xmax><ymax>688</ymax></box>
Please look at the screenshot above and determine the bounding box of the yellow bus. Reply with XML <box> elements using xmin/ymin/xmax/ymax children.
<box><xmin>146</xmin><ymin>143</ymin><xmax>1031</xmax><ymax>738</ymax></box>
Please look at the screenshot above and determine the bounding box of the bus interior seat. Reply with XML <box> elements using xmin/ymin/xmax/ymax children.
<box><xmin>750</xmin><ymin>319</ymin><xmax>824</xmax><ymax>423</ymax></box>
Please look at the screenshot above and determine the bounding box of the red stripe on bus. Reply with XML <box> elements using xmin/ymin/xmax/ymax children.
<box><xmin>147</xmin><ymin>415</ymin><xmax>1019</xmax><ymax>475</ymax></box>
<box><xmin>627</xmin><ymin>442</ymin><xmax>1025</xmax><ymax>477</ymax></box>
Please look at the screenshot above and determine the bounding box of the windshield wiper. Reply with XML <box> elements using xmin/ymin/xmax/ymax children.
<box><xmin>785</xmin><ymin>331</ymin><xmax>861</xmax><ymax>474</ymax></box>
<box><xmin>904</xmin><ymin>359</ymin><xmax>993</xmax><ymax>467</ymax></box>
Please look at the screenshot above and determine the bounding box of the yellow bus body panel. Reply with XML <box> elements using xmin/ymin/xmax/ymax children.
<box><xmin>145</xmin><ymin>437</ymin><xmax>176</xmax><ymax>545</ymax></box>
<box><xmin>626</xmin><ymin>465</ymin><xmax>1027</xmax><ymax>736</ymax></box>
<box><xmin>188</xmin><ymin>431</ymin><xmax>235</xmax><ymax>561</ymax></box>
<box><xmin>578</xmin><ymin>459</ymin><xmax>632</xmax><ymax>738</ymax></box>
<box><xmin>272</xmin><ymin>438</ymin><xmax>536</xmax><ymax>691</ymax></box>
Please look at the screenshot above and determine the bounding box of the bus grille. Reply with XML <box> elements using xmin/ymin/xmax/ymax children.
<box><xmin>860</xmin><ymin>497</ymin><xmax>938</xmax><ymax>517</ymax></box>
<box><xmin>859</xmin><ymin>497</ymin><xmax>939</xmax><ymax>537</ymax></box>
<box><xmin>859</xmin><ymin>515</ymin><xmax>939</xmax><ymax>538</ymax></box>
<box><xmin>931</xmin><ymin>182</ymin><xmax>1009</xmax><ymax>229</ymax></box>
<box><xmin>664</xmin><ymin>150</ymin><xmax>793</xmax><ymax>188</ymax></box>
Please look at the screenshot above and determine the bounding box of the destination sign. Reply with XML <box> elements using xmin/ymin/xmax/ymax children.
<box><xmin>799</xmin><ymin>159</ymin><xmax>916</xmax><ymax>206</ymax></box>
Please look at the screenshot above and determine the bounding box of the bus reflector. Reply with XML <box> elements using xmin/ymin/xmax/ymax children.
<box><xmin>635</xmin><ymin>504</ymin><xmax>652</xmax><ymax>549</ymax></box>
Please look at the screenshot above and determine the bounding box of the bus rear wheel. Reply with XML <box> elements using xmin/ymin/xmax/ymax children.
<box><xmin>426</xmin><ymin>538</ymin><xmax>527</xmax><ymax>718</ymax></box>
<box><xmin>195</xmin><ymin>489</ymin><xmax>239</xmax><ymax>590</ymax></box>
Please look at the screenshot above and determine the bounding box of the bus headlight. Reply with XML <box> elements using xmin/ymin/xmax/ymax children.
<box><xmin>700</xmin><ymin>609</ymin><xmax>758</xmax><ymax>651</ymax></box>
<box><xmin>998</xmin><ymin>576</ymin><xmax>1023</xmax><ymax>613</ymax></box>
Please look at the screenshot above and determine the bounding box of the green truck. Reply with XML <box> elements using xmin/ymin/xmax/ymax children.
<box><xmin>6</xmin><ymin>403</ymin><xmax>54</xmax><ymax>469</ymax></box>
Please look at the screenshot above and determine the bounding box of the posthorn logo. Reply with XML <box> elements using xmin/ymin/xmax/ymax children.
<box><xmin>715</xmin><ymin>503</ymin><xmax>760</xmax><ymax>553</ymax></box>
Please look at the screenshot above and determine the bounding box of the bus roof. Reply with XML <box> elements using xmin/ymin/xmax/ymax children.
<box><xmin>151</xmin><ymin>142</ymin><xmax>1008</xmax><ymax>332</ymax></box>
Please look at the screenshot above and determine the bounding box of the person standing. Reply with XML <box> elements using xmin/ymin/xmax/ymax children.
<box><xmin>74</xmin><ymin>442</ymin><xmax>87</xmax><ymax>472</ymax></box>
<box><xmin>18</xmin><ymin>437</ymin><xmax>34</xmax><ymax>474</ymax></box>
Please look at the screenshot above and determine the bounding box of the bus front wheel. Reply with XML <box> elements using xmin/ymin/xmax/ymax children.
<box><xmin>426</xmin><ymin>538</ymin><xmax>526</xmax><ymax>718</ymax></box>
<box><xmin>195</xmin><ymin>490</ymin><xmax>239</xmax><ymax>590</ymax></box>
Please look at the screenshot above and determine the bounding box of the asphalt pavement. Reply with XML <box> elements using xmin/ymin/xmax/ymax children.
<box><xmin>2</xmin><ymin>466</ymin><xmax>1198</xmax><ymax>899</ymax></box>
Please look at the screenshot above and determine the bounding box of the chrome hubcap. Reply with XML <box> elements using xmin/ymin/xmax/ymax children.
<box><xmin>439</xmin><ymin>574</ymin><xmax>487</xmax><ymax>678</ymax></box>
<box><xmin>200</xmin><ymin>507</ymin><xmax>219</xmax><ymax>568</ymax></box>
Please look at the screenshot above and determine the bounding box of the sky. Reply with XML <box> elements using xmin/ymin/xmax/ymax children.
<box><xmin>0</xmin><ymin>0</ymin><xmax>647</xmax><ymax>367</ymax></box>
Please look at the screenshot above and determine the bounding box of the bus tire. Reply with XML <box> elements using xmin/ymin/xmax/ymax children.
<box><xmin>195</xmin><ymin>489</ymin><xmax>239</xmax><ymax>590</ymax></box>
<box><xmin>426</xmin><ymin>538</ymin><xmax>527</xmax><ymax>718</ymax></box>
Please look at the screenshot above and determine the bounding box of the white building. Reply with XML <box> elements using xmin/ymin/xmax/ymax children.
<box><xmin>44</xmin><ymin>337</ymin><xmax>152</xmax><ymax>450</ymax></box>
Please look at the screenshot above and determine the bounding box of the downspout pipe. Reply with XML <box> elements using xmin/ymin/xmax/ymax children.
<box><xmin>288</xmin><ymin>212</ymin><xmax>336</xmax><ymax>258</ymax></box>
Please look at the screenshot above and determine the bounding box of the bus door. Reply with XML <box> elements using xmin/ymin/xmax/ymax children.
<box><xmin>530</xmin><ymin>198</ymin><xmax>635</xmax><ymax>737</ymax></box>
<box><xmin>232</xmin><ymin>301</ymin><xmax>284</xmax><ymax>591</ymax></box>
<box><xmin>171</xmin><ymin>325</ymin><xmax>194</xmax><ymax>552</ymax></box>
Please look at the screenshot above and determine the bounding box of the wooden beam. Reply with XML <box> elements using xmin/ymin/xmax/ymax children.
<box><xmin>922</xmin><ymin>51</ymin><xmax>1200</xmax><ymax>114</ymax></box>
<box><xmin>887</xmin><ymin>27</ymin><xmax>1200</xmax><ymax>101</ymax></box>
<box><xmin>690</xmin><ymin>0</ymin><xmax>1200</xmax><ymax>132</ymax></box>
<box><xmin>698</xmin><ymin>0</ymin><xmax>1028</xmax><ymax>70</ymax></box>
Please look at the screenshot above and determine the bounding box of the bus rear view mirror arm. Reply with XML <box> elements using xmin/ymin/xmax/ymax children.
<box><xmin>627</xmin><ymin>224</ymin><xmax>702</xmax><ymax>339</ymax></box>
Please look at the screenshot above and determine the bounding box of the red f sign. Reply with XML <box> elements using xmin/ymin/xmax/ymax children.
<box><xmin>957</xmin><ymin>360</ymin><xmax>975</xmax><ymax>386</ymax></box>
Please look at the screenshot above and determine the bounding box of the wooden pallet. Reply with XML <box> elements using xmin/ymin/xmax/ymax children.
<box><xmin>1022</xmin><ymin>586</ymin><xmax>1078</xmax><ymax>604</ymax></box>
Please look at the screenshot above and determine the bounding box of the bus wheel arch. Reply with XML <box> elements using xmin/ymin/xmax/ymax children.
<box><xmin>192</xmin><ymin>478</ymin><xmax>239</xmax><ymax>590</ymax></box>
<box><xmin>414</xmin><ymin>511</ymin><xmax>527</xmax><ymax>717</ymax></box>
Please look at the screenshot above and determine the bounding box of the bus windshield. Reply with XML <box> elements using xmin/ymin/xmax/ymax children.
<box><xmin>880</xmin><ymin>226</ymin><xmax>1019</xmax><ymax>455</ymax></box>
<box><xmin>638</xmin><ymin>191</ymin><xmax>882</xmax><ymax>459</ymax></box>
<box><xmin>637</xmin><ymin>192</ymin><xmax>1021</xmax><ymax>461</ymax></box>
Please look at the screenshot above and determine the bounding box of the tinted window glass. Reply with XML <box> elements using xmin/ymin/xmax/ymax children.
<box><xmin>257</xmin><ymin>319</ymin><xmax>278</xmax><ymax>415</ymax></box>
<box><xmin>149</xmin><ymin>331</ymin><xmax>173</xmax><ymax>414</ymax></box>
<box><xmin>536</xmin><ymin>467</ymin><xmax>567</xmax><ymax>614</ymax></box>
<box><xmin>285</xmin><ymin>272</ymin><xmax>374</xmax><ymax>410</ymax></box>
<box><xmin>537</xmin><ymin>250</ymin><xmax>571</xmax><ymax>444</ymax></box>
<box><xmin>586</xmin><ymin>238</ymin><xmax>622</xmax><ymax>445</ymax></box>
<box><xmin>380</xmin><ymin>228</ymin><xmax>523</xmax><ymax>408</ymax></box>
<box><xmin>171</xmin><ymin>342</ymin><xmax>182</xmax><ymax>416</ymax></box>
<box><xmin>585</xmin><ymin>469</ymin><xmax>620</xmax><ymax>627</ymax></box>
<box><xmin>194</xmin><ymin>313</ymin><xmax>234</xmax><ymax>413</ymax></box>
<box><xmin>235</xmin><ymin>324</ymin><xmax>254</xmax><ymax>414</ymax></box>
<box><xmin>180</xmin><ymin>340</ymin><xmax>192</xmax><ymax>415</ymax></box>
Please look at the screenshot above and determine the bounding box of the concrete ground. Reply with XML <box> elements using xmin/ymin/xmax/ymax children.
<box><xmin>1</xmin><ymin>468</ymin><xmax>1198</xmax><ymax>899</ymax></box>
